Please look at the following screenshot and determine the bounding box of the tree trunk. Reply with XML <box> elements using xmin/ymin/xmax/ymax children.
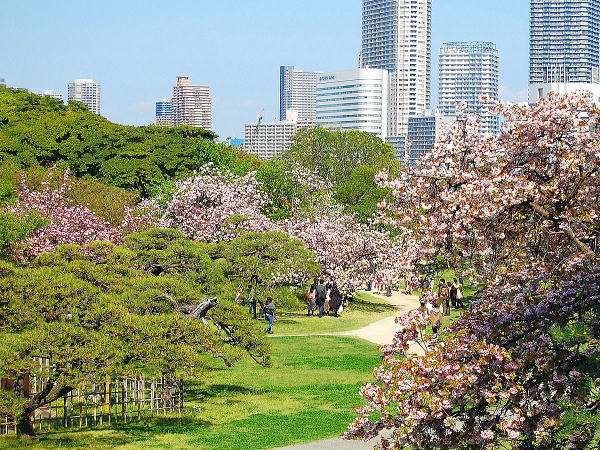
<box><xmin>16</xmin><ymin>380</ymin><xmax>73</xmax><ymax>438</ymax></box>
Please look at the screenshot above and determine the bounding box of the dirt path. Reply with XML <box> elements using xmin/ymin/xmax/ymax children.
<box><xmin>338</xmin><ymin>290</ymin><xmax>422</xmax><ymax>350</ymax></box>
<box><xmin>272</xmin><ymin>290</ymin><xmax>422</xmax><ymax>349</ymax></box>
<box><xmin>275</xmin><ymin>291</ymin><xmax>422</xmax><ymax>450</ymax></box>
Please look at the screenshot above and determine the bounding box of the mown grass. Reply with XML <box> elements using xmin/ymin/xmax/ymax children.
<box><xmin>0</xmin><ymin>336</ymin><xmax>381</xmax><ymax>449</ymax></box>
<box><xmin>273</xmin><ymin>291</ymin><xmax>396</xmax><ymax>336</ymax></box>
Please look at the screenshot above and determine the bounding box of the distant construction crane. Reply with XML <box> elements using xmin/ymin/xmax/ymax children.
<box><xmin>255</xmin><ymin>109</ymin><xmax>265</xmax><ymax>127</ymax></box>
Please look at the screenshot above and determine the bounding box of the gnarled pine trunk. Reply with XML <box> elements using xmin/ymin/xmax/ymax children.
<box><xmin>16</xmin><ymin>380</ymin><xmax>72</xmax><ymax>439</ymax></box>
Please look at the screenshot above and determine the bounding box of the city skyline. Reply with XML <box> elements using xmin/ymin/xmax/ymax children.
<box><xmin>1</xmin><ymin>0</ymin><xmax>529</xmax><ymax>139</ymax></box>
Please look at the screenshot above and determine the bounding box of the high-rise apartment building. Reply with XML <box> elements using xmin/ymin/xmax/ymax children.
<box><xmin>279</xmin><ymin>66</ymin><xmax>321</xmax><ymax>121</ymax></box>
<box><xmin>407</xmin><ymin>112</ymin><xmax>455</xmax><ymax>165</ymax></box>
<box><xmin>155</xmin><ymin>99</ymin><xmax>173</xmax><ymax>127</ymax></box>
<box><xmin>39</xmin><ymin>90</ymin><xmax>63</xmax><ymax>101</ymax></box>
<box><xmin>439</xmin><ymin>42</ymin><xmax>500</xmax><ymax>136</ymax></box>
<box><xmin>68</xmin><ymin>79</ymin><xmax>101</xmax><ymax>115</ymax></box>
<box><xmin>316</xmin><ymin>69</ymin><xmax>390</xmax><ymax>138</ymax></box>
<box><xmin>530</xmin><ymin>0</ymin><xmax>600</xmax><ymax>84</ymax></box>
<box><xmin>171</xmin><ymin>76</ymin><xmax>212</xmax><ymax>130</ymax></box>
<box><xmin>529</xmin><ymin>0</ymin><xmax>600</xmax><ymax>102</ymax></box>
<box><xmin>361</xmin><ymin>0</ymin><xmax>432</xmax><ymax>136</ymax></box>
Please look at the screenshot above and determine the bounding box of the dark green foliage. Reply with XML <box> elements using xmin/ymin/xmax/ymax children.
<box><xmin>0</xmin><ymin>212</ymin><xmax>48</xmax><ymax>258</ymax></box>
<box><xmin>0</xmin><ymin>87</ymin><xmax>259</xmax><ymax>195</ymax></box>
<box><xmin>333</xmin><ymin>165</ymin><xmax>392</xmax><ymax>222</ymax></box>
<box><xmin>126</xmin><ymin>229</ymin><xmax>321</xmax><ymax>311</ymax></box>
<box><xmin>254</xmin><ymin>160</ymin><xmax>305</xmax><ymax>220</ymax></box>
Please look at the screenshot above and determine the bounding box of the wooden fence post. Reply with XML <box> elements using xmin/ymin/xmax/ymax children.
<box><xmin>179</xmin><ymin>379</ymin><xmax>184</xmax><ymax>413</ymax></box>
<box><xmin>122</xmin><ymin>378</ymin><xmax>127</xmax><ymax>422</ymax></box>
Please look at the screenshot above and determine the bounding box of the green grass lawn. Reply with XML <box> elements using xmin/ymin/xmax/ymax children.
<box><xmin>0</xmin><ymin>336</ymin><xmax>381</xmax><ymax>450</ymax></box>
<box><xmin>273</xmin><ymin>291</ymin><xmax>396</xmax><ymax>336</ymax></box>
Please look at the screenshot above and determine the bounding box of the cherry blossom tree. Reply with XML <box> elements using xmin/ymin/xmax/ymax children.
<box><xmin>149</xmin><ymin>166</ymin><xmax>404</xmax><ymax>293</ymax></box>
<box><xmin>145</xmin><ymin>165</ymin><xmax>278</xmax><ymax>242</ymax></box>
<box><xmin>346</xmin><ymin>93</ymin><xmax>600</xmax><ymax>449</ymax></box>
<box><xmin>283</xmin><ymin>203</ymin><xmax>405</xmax><ymax>294</ymax></box>
<box><xmin>8</xmin><ymin>170</ymin><xmax>147</xmax><ymax>261</ymax></box>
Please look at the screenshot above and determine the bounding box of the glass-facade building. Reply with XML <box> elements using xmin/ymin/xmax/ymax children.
<box><xmin>279</xmin><ymin>66</ymin><xmax>321</xmax><ymax>121</ymax></box>
<box><xmin>155</xmin><ymin>100</ymin><xmax>173</xmax><ymax>127</ymax></box>
<box><xmin>530</xmin><ymin>0</ymin><xmax>600</xmax><ymax>84</ymax></box>
<box><xmin>407</xmin><ymin>113</ymin><xmax>456</xmax><ymax>165</ymax></box>
<box><xmin>361</xmin><ymin>0</ymin><xmax>432</xmax><ymax>136</ymax></box>
<box><xmin>439</xmin><ymin>42</ymin><xmax>500</xmax><ymax>136</ymax></box>
<box><xmin>316</xmin><ymin>69</ymin><xmax>390</xmax><ymax>137</ymax></box>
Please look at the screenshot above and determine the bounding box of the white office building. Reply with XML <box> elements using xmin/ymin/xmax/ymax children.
<box><xmin>316</xmin><ymin>69</ymin><xmax>390</xmax><ymax>138</ymax></box>
<box><xmin>361</xmin><ymin>0</ymin><xmax>432</xmax><ymax>137</ymax></box>
<box><xmin>244</xmin><ymin>111</ymin><xmax>313</xmax><ymax>160</ymax></box>
<box><xmin>68</xmin><ymin>79</ymin><xmax>101</xmax><ymax>115</ymax></box>
<box><xmin>39</xmin><ymin>90</ymin><xmax>63</xmax><ymax>101</ymax></box>
<box><xmin>280</xmin><ymin>66</ymin><xmax>321</xmax><ymax>121</ymax></box>
<box><xmin>529</xmin><ymin>82</ymin><xmax>600</xmax><ymax>104</ymax></box>
<box><xmin>439</xmin><ymin>42</ymin><xmax>500</xmax><ymax>136</ymax></box>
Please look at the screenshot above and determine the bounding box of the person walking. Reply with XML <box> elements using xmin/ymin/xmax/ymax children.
<box><xmin>315</xmin><ymin>279</ymin><xmax>327</xmax><ymax>318</ymax></box>
<box><xmin>422</xmin><ymin>287</ymin><xmax>443</xmax><ymax>338</ymax></box>
<box><xmin>248</xmin><ymin>275</ymin><xmax>259</xmax><ymax>319</ymax></box>
<box><xmin>328</xmin><ymin>283</ymin><xmax>344</xmax><ymax>317</ymax></box>
<box><xmin>449</xmin><ymin>279</ymin><xmax>458</xmax><ymax>310</ymax></box>
<box><xmin>306</xmin><ymin>285</ymin><xmax>317</xmax><ymax>316</ymax></box>
<box><xmin>438</xmin><ymin>279</ymin><xmax>451</xmax><ymax>316</ymax></box>
<box><xmin>264</xmin><ymin>297</ymin><xmax>276</xmax><ymax>334</ymax></box>
<box><xmin>454</xmin><ymin>278</ymin><xmax>466</xmax><ymax>309</ymax></box>
<box><xmin>324</xmin><ymin>284</ymin><xmax>331</xmax><ymax>315</ymax></box>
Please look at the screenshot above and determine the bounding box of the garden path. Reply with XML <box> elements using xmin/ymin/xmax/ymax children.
<box><xmin>275</xmin><ymin>291</ymin><xmax>421</xmax><ymax>450</ymax></box>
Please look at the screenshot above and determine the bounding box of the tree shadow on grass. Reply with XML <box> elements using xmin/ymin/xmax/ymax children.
<box><xmin>279</xmin><ymin>297</ymin><xmax>395</xmax><ymax>321</ymax></box>
<box><xmin>349</xmin><ymin>296</ymin><xmax>397</xmax><ymax>313</ymax></box>
<box><xmin>186</xmin><ymin>384</ymin><xmax>270</xmax><ymax>403</ymax></box>
<box><xmin>29</xmin><ymin>416</ymin><xmax>212</xmax><ymax>448</ymax></box>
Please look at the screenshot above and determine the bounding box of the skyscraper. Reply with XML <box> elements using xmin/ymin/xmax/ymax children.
<box><xmin>68</xmin><ymin>79</ymin><xmax>101</xmax><ymax>115</ymax></box>
<box><xmin>171</xmin><ymin>76</ymin><xmax>212</xmax><ymax>130</ymax></box>
<box><xmin>361</xmin><ymin>0</ymin><xmax>432</xmax><ymax>136</ymax></box>
<box><xmin>439</xmin><ymin>42</ymin><xmax>500</xmax><ymax>136</ymax></box>
<box><xmin>407</xmin><ymin>112</ymin><xmax>456</xmax><ymax>165</ymax></box>
<box><xmin>530</xmin><ymin>0</ymin><xmax>600</xmax><ymax>84</ymax></box>
<box><xmin>0</xmin><ymin>79</ymin><xmax>5</xmax><ymax>87</ymax></box>
<box><xmin>279</xmin><ymin>66</ymin><xmax>321</xmax><ymax>121</ymax></box>
<box><xmin>529</xmin><ymin>0</ymin><xmax>600</xmax><ymax>102</ymax></box>
<box><xmin>155</xmin><ymin>99</ymin><xmax>173</xmax><ymax>127</ymax></box>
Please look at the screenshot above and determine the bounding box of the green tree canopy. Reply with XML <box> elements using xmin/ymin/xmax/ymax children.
<box><xmin>1</xmin><ymin>228</ymin><xmax>322</xmax><ymax>436</ymax></box>
<box><xmin>281</xmin><ymin>127</ymin><xmax>400</xmax><ymax>186</ymax></box>
<box><xmin>0</xmin><ymin>87</ymin><xmax>260</xmax><ymax>195</ymax></box>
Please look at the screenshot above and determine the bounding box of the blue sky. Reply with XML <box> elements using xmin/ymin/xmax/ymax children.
<box><xmin>1</xmin><ymin>0</ymin><xmax>529</xmax><ymax>139</ymax></box>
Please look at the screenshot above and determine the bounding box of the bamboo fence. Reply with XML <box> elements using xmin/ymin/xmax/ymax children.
<box><xmin>1</xmin><ymin>358</ymin><xmax>183</xmax><ymax>434</ymax></box>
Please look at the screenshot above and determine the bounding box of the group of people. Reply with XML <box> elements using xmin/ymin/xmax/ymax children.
<box><xmin>306</xmin><ymin>279</ymin><xmax>345</xmax><ymax>318</ymax></box>
<box><xmin>367</xmin><ymin>279</ymin><xmax>397</xmax><ymax>297</ymax></box>
<box><xmin>419</xmin><ymin>277</ymin><xmax>466</xmax><ymax>337</ymax></box>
